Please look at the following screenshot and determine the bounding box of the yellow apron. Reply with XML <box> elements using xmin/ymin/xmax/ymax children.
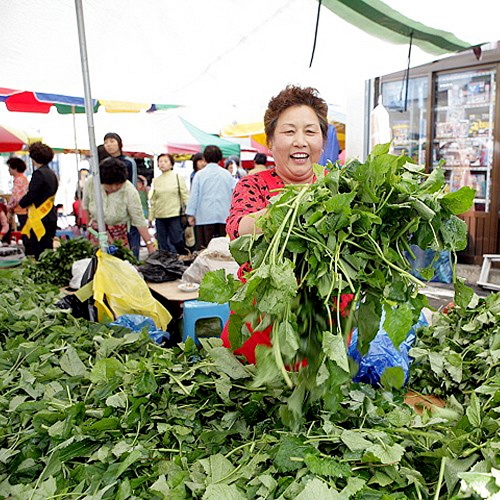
<box><xmin>21</xmin><ymin>196</ymin><xmax>55</xmax><ymax>241</ymax></box>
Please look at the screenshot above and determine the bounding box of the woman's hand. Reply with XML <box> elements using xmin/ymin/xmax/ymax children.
<box><xmin>138</xmin><ymin>226</ymin><xmax>155</xmax><ymax>254</ymax></box>
<box><xmin>238</xmin><ymin>208</ymin><xmax>268</xmax><ymax>236</ymax></box>
<box><xmin>146</xmin><ymin>241</ymin><xmax>156</xmax><ymax>254</ymax></box>
<box><xmin>187</xmin><ymin>215</ymin><xmax>195</xmax><ymax>226</ymax></box>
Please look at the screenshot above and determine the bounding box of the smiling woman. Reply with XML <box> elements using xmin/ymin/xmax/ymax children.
<box><xmin>226</xmin><ymin>85</ymin><xmax>329</xmax><ymax>240</ymax></box>
<box><xmin>222</xmin><ymin>84</ymin><xmax>329</xmax><ymax>363</ymax></box>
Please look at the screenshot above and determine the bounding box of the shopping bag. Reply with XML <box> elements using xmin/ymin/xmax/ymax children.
<box><xmin>93</xmin><ymin>249</ymin><xmax>172</xmax><ymax>329</ymax></box>
<box><xmin>406</xmin><ymin>245</ymin><xmax>453</xmax><ymax>284</ymax></box>
<box><xmin>184</xmin><ymin>225</ymin><xmax>196</xmax><ymax>248</ymax></box>
<box><xmin>348</xmin><ymin>309</ymin><xmax>428</xmax><ymax>387</ymax></box>
<box><xmin>107</xmin><ymin>314</ymin><xmax>171</xmax><ymax>345</ymax></box>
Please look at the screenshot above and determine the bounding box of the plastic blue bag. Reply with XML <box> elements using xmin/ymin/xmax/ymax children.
<box><xmin>406</xmin><ymin>245</ymin><xmax>452</xmax><ymax>284</ymax></box>
<box><xmin>348</xmin><ymin>310</ymin><xmax>428</xmax><ymax>386</ymax></box>
<box><xmin>108</xmin><ymin>314</ymin><xmax>170</xmax><ymax>344</ymax></box>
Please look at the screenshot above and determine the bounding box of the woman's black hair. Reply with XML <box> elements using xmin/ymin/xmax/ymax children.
<box><xmin>191</xmin><ymin>152</ymin><xmax>205</xmax><ymax>172</ymax></box>
<box><xmin>99</xmin><ymin>157</ymin><xmax>128</xmax><ymax>185</ymax></box>
<box><xmin>6</xmin><ymin>157</ymin><xmax>27</xmax><ymax>173</ymax></box>
<box><xmin>29</xmin><ymin>142</ymin><xmax>54</xmax><ymax>165</ymax></box>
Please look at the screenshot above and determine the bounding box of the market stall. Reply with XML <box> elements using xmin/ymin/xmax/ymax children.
<box><xmin>373</xmin><ymin>41</ymin><xmax>500</xmax><ymax>264</ymax></box>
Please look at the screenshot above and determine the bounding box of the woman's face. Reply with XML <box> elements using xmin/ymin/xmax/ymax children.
<box><xmin>8</xmin><ymin>166</ymin><xmax>16</xmax><ymax>176</ymax></box>
<box><xmin>103</xmin><ymin>182</ymin><xmax>124</xmax><ymax>195</ymax></box>
<box><xmin>158</xmin><ymin>155</ymin><xmax>173</xmax><ymax>172</ymax></box>
<box><xmin>269</xmin><ymin>105</ymin><xmax>324</xmax><ymax>184</ymax></box>
<box><xmin>104</xmin><ymin>138</ymin><xmax>121</xmax><ymax>157</ymax></box>
<box><xmin>195</xmin><ymin>158</ymin><xmax>207</xmax><ymax>172</ymax></box>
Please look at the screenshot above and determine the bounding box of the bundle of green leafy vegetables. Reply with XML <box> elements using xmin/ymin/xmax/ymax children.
<box><xmin>22</xmin><ymin>238</ymin><xmax>94</xmax><ymax>287</ymax></box>
<box><xmin>0</xmin><ymin>267</ymin><xmax>498</xmax><ymax>498</ymax></box>
<box><xmin>200</xmin><ymin>144</ymin><xmax>475</xmax><ymax>427</ymax></box>
<box><xmin>22</xmin><ymin>237</ymin><xmax>139</xmax><ymax>288</ymax></box>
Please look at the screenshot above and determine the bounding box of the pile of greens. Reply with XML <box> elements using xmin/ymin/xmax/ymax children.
<box><xmin>22</xmin><ymin>238</ymin><xmax>94</xmax><ymax>287</ymax></box>
<box><xmin>201</xmin><ymin>144</ymin><xmax>474</xmax><ymax>427</ymax></box>
<box><xmin>22</xmin><ymin>238</ymin><xmax>139</xmax><ymax>288</ymax></box>
<box><xmin>410</xmin><ymin>290</ymin><xmax>500</xmax><ymax>401</ymax></box>
<box><xmin>0</xmin><ymin>268</ymin><xmax>498</xmax><ymax>498</ymax></box>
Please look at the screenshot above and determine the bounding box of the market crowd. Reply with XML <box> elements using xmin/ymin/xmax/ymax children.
<box><xmin>4</xmin><ymin>131</ymin><xmax>274</xmax><ymax>259</ymax></box>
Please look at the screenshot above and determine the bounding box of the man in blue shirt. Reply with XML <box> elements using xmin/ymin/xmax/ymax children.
<box><xmin>186</xmin><ymin>145</ymin><xmax>234</xmax><ymax>250</ymax></box>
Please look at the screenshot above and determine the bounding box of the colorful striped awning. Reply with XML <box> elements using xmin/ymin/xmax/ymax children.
<box><xmin>320</xmin><ymin>0</ymin><xmax>476</xmax><ymax>56</ymax></box>
<box><xmin>0</xmin><ymin>88</ymin><xmax>180</xmax><ymax>114</ymax></box>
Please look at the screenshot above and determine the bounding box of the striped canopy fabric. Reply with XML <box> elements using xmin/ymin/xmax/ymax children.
<box><xmin>321</xmin><ymin>0</ymin><xmax>475</xmax><ymax>55</ymax></box>
<box><xmin>0</xmin><ymin>88</ymin><xmax>180</xmax><ymax>114</ymax></box>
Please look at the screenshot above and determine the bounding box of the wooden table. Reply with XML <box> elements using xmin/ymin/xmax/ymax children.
<box><xmin>147</xmin><ymin>279</ymin><xmax>199</xmax><ymax>343</ymax></box>
<box><xmin>147</xmin><ymin>279</ymin><xmax>198</xmax><ymax>302</ymax></box>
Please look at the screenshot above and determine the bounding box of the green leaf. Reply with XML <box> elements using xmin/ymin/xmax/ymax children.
<box><xmin>150</xmin><ymin>475</ymin><xmax>170</xmax><ymax>497</ymax></box>
<box><xmin>207</xmin><ymin>346</ymin><xmax>252</xmax><ymax>380</ymax></box>
<box><xmin>439</xmin><ymin>215</ymin><xmax>469</xmax><ymax>251</ymax></box>
<box><xmin>89</xmin><ymin>358</ymin><xmax>124</xmax><ymax>384</ymax></box>
<box><xmin>116</xmin><ymin>449</ymin><xmax>143</xmax><ymax>479</ymax></box>
<box><xmin>202</xmin><ymin>484</ymin><xmax>246</xmax><ymax>500</ymax></box>
<box><xmin>59</xmin><ymin>345</ymin><xmax>87</xmax><ymax>377</ymax></box>
<box><xmin>229</xmin><ymin>234</ymin><xmax>254</xmax><ymax>265</ymax></box>
<box><xmin>466</xmin><ymin>392</ymin><xmax>482</xmax><ymax>427</ymax></box>
<box><xmin>444</xmin><ymin>455</ymin><xmax>479</xmax><ymax>496</ymax></box>
<box><xmin>420</xmin><ymin>167</ymin><xmax>445</xmax><ymax>194</ymax></box>
<box><xmin>440</xmin><ymin>186</ymin><xmax>475</xmax><ymax>215</ymax></box>
<box><xmin>357</xmin><ymin>296</ymin><xmax>382</xmax><ymax>356</ymax></box>
<box><xmin>364</xmin><ymin>442</ymin><xmax>405</xmax><ymax>464</ymax></box>
<box><xmin>274</xmin><ymin>436</ymin><xmax>317</xmax><ymax>472</ymax></box>
<box><xmin>134</xmin><ymin>370</ymin><xmax>158</xmax><ymax>396</ymax></box>
<box><xmin>340</xmin><ymin>477</ymin><xmax>366</xmax><ymax>497</ymax></box>
<box><xmin>295</xmin><ymin>478</ymin><xmax>339</xmax><ymax>500</ymax></box>
<box><xmin>199</xmin><ymin>269</ymin><xmax>239</xmax><ymax>304</ymax></box>
<box><xmin>106</xmin><ymin>392</ymin><xmax>128</xmax><ymax>409</ymax></box>
<box><xmin>200</xmin><ymin>453</ymin><xmax>235</xmax><ymax>484</ymax></box>
<box><xmin>370</xmin><ymin>143</ymin><xmax>391</xmax><ymax>156</ymax></box>
<box><xmin>340</xmin><ymin>430</ymin><xmax>372</xmax><ymax>452</ymax></box>
<box><xmin>380</xmin><ymin>367</ymin><xmax>405</xmax><ymax>390</ymax></box>
<box><xmin>454</xmin><ymin>277</ymin><xmax>475</xmax><ymax>308</ymax></box>
<box><xmin>383</xmin><ymin>303</ymin><xmax>414</xmax><ymax>349</ymax></box>
<box><xmin>0</xmin><ymin>448</ymin><xmax>20</xmax><ymax>463</ymax></box>
<box><xmin>322</xmin><ymin>330</ymin><xmax>349</xmax><ymax>372</ymax></box>
<box><xmin>304</xmin><ymin>454</ymin><xmax>352</xmax><ymax>478</ymax></box>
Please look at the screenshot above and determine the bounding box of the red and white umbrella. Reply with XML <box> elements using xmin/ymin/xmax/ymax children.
<box><xmin>0</xmin><ymin>124</ymin><xmax>41</xmax><ymax>153</ymax></box>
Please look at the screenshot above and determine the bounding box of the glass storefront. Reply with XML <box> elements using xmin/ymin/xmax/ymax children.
<box><xmin>432</xmin><ymin>68</ymin><xmax>496</xmax><ymax>212</ymax></box>
<box><xmin>381</xmin><ymin>76</ymin><xmax>428</xmax><ymax>165</ymax></box>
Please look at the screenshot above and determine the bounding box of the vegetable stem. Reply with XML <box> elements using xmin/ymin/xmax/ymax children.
<box><xmin>433</xmin><ymin>456</ymin><xmax>446</xmax><ymax>500</ymax></box>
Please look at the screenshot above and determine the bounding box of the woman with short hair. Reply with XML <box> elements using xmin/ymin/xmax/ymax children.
<box><xmin>149</xmin><ymin>153</ymin><xmax>189</xmax><ymax>254</ymax></box>
<box><xmin>18</xmin><ymin>142</ymin><xmax>59</xmax><ymax>259</ymax></box>
<box><xmin>82</xmin><ymin>157</ymin><xmax>155</xmax><ymax>255</ymax></box>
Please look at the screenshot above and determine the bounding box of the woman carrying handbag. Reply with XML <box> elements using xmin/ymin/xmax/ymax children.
<box><xmin>149</xmin><ymin>153</ymin><xmax>189</xmax><ymax>254</ymax></box>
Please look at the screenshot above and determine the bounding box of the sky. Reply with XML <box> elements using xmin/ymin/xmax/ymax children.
<box><xmin>1</xmin><ymin>0</ymin><xmax>499</xmax><ymax>141</ymax></box>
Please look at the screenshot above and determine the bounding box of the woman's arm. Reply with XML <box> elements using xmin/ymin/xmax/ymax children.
<box><xmin>0</xmin><ymin>211</ymin><xmax>9</xmax><ymax>237</ymax></box>
<box><xmin>226</xmin><ymin>174</ymin><xmax>273</xmax><ymax>239</ymax></box>
<box><xmin>137</xmin><ymin>225</ymin><xmax>155</xmax><ymax>254</ymax></box>
<box><xmin>237</xmin><ymin>208</ymin><xmax>268</xmax><ymax>236</ymax></box>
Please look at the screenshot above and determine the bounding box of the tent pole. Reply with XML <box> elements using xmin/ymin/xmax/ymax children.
<box><xmin>74</xmin><ymin>0</ymin><xmax>107</xmax><ymax>251</ymax></box>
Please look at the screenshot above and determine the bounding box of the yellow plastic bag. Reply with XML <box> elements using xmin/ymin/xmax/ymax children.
<box><xmin>93</xmin><ymin>250</ymin><xmax>171</xmax><ymax>330</ymax></box>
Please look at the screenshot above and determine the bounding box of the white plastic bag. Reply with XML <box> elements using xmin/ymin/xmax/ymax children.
<box><xmin>69</xmin><ymin>258</ymin><xmax>92</xmax><ymax>289</ymax></box>
<box><xmin>182</xmin><ymin>237</ymin><xmax>239</xmax><ymax>284</ymax></box>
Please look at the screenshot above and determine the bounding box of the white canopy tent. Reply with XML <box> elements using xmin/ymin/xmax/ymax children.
<box><xmin>1</xmin><ymin>0</ymin><xmax>499</xmax><ymax>153</ymax></box>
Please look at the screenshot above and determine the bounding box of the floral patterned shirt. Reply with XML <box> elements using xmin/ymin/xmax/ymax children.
<box><xmin>7</xmin><ymin>174</ymin><xmax>29</xmax><ymax>215</ymax></box>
